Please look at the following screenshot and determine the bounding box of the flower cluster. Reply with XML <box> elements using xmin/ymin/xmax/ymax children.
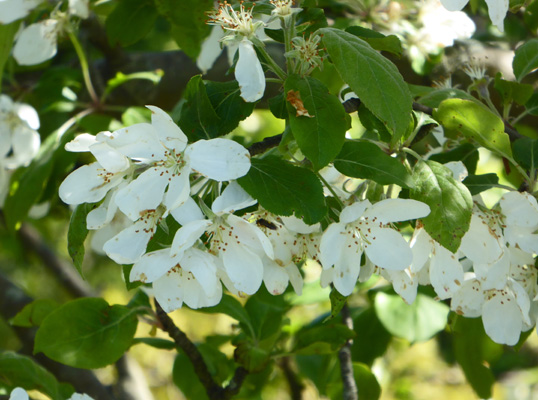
<box><xmin>0</xmin><ymin>95</ymin><xmax>40</xmax><ymax>206</ymax></box>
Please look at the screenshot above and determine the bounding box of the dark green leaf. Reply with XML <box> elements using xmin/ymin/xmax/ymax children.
<box><xmin>320</xmin><ymin>28</ymin><xmax>412</xmax><ymax>138</ymax></box>
<box><xmin>244</xmin><ymin>288</ymin><xmax>288</xmax><ymax>342</ymax></box>
<box><xmin>106</xmin><ymin>0</ymin><xmax>158</xmax><ymax>46</ymax></box>
<box><xmin>67</xmin><ymin>203</ymin><xmax>95</xmax><ymax>278</ymax></box>
<box><xmin>418</xmin><ymin>88</ymin><xmax>480</xmax><ymax>108</ymax></box>
<box><xmin>353</xmin><ymin>363</ymin><xmax>381</xmax><ymax>400</ymax></box>
<box><xmin>178</xmin><ymin>75</ymin><xmax>221</xmax><ymax>141</ymax></box>
<box><xmin>410</xmin><ymin>160</ymin><xmax>473</xmax><ymax>252</ymax></box>
<box><xmin>34</xmin><ymin>298</ymin><xmax>138</xmax><ymax>369</ymax></box>
<box><xmin>0</xmin><ymin>352</ymin><xmax>74</xmax><ymax>400</ymax></box>
<box><xmin>513</xmin><ymin>39</ymin><xmax>538</xmax><ymax>82</ymax></box>
<box><xmin>463</xmin><ymin>174</ymin><xmax>499</xmax><ymax>195</ymax></box>
<box><xmin>268</xmin><ymin>92</ymin><xmax>288</xmax><ymax>119</ymax></box>
<box><xmin>346</xmin><ymin>26</ymin><xmax>402</xmax><ymax>56</ymax></box>
<box><xmin>0</xmin><ymin>21</ymin><xmax>19</xmax><ymax>88</ymax></box>
<box><xmin>172</xmin><ymin>353</ymin><xmax>210</xmax><ymax>400</ymax></box>
<box><xmin>132</xmin><ymin>338</ymin><xmax>176</xmax><ymax>350</ymax></box>
<box><xmin>293</xmin><ymin>324</ymin><xmax>355</xmax><ymax>355</ymax></box>
<box><xmin>357</xmin><ymin>104</ymin><xmax>391</xmax><ymax>142</ymax></box>
<box><xmin>206</xmin><ymin>80</ymin><xmax>255</xmax><ymax>134</ymax></box>
<box><xmin>513</xmin><ymin>136</ymin><xmax>538</xmax><ymax>170</ymax></box>
<box><xmin>196</xmin><ymin>294</ymin><xmax>254</xmax><ymax>337</ymax></box>
<box><xmin>285</xmin><ymin>75</ymin><xmax>348</xmax><ymax>170</ymax></box>
<box><xmin>525</xmin><ymin>91</ymin><xmax>538</xmax><ymax>116</ymax></box>
<box><xmin>11</xmin><ymin>299</ymin><xmax>60</xmax><ymax>328</ymax></box>
<box><xmin>126</xmin><ymin>289</ymin><xmax>152</xmax><ymax>310</ymax></box>
<box><xmin>524</xmin><ymin>0</ymin><xmax>538</xmax><ymax>32</ymax></box>
<box><xmin>452</xmin><ymin>316</ymin><xmax>495</xmax><ymax>398</ymax></box>
<box><xmin>325</xmin><ymin>287</ymin><xmax>347</xmax><ymax>321</ymax></box>
<box><xmin>434</xmin><ymin>99</ymin><xmax>512</xmax><ymax>159</ymax></box>
<box><xmin>296</xmin><ymin>8</ymin><xmax>328</xmax><ymax>36</ymax></box>
<box><xmin>351</xmin><ymin>307</ymin><xmax>392</xmax><ymax>366</ymax></box>
<box><xmin>158</xmin><ymin>0</ymin><xmax>212</xmax><ymax>58</ymax></box>
<box><xmin>238</xmin><ymin>156</ymin><xmax>327</xmax><ymax>224</ymax></box>
<box><xmin>494</xmin><ymin>73</ymin><xmax>533</xmax><ymax>105</ymax></box>
<box><xmin>429</xmin><ymin>143</ymin><xmax>479</xmax><ymax>175</ymax></box>
<box><xmin>334</xmin><ymin>141</ymin><xmax>414</xmax><ymax>188</ymax></box>
<box><xmin>374</xmin><ymin>292</ymin><xmax>449</xmax><ymax>343</ymax></box>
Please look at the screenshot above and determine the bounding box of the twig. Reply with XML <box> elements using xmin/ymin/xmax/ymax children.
<box><xmin>339</xmin><ymin>303</ymin><xmax>358</xmax><ymax>400</ymax></box>
<box><xmin>154</xmin><ymin>299</ymin><xmax>248</xmax><ymax>400</ymax></box>
<box><xmin>248</xmin><ymin>134</ymin><xmax>283</xmax><ymax>156</ymax></box>
<box><xmin>279</xmin><ymin>357</ymin><xmax>304</xmax><ymax>400</ymax></box>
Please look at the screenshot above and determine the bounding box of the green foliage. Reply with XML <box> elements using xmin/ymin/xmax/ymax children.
<box><xmin>513</xmin><ymin>38</ymin><xmax>538</xmax><ymax>82</ymax></box>
<box><xmin>285</xmin><ymin>74</ymin><xmax>348</xmax><ymax>170</ymax></box>
<box><xmin>494</xmin><ymin>73</ymin><xmax>534</xmax><ymax>105</ymax></box>
<box><xmin>334</xmin><ymin>141</ymin><xmax>414</xmax><ymax>188</ymax></box>
<box><xmin>11</xmin><ymin>299</ymin><xmax>59</xmax><ymax>328</ymax></box>
<box><xmin>67</xmin><ymin>203</ymin><xmax>95</xmax><ymax>278</ymax></box>
<box><xmin>320</xmin><ymin>28</ymin><xmax>413</xmax><ymax>139</ymax></box>
<box><xmin>237</xmin><ymin>156</ymin><xmax>327</xmax><ymax>224</ymax></box>
<box><xmin>513</xmin><ymin>136</ymin><xmax>538</xmax><ymax>170</ymax></box>
<box><xmin>34</xmin><ymin>298</ymin><xmax>138</xmax><ymax>369</ymax></box>
<box><xmin>351</xmin><ymin>307</ymin><xmax>392</xmax><ymax>366</ymax></box>
<box><xmin>293</xmin><ymin>323</ymin><xmax>355</xmax><ymax>355</ymax></box>
<box><xmin>345</xmin><ymin>26</ymin><xmax>403</xmax><ymax>56</ymax></box>
<box><xmin>462</xmin><ymin>174</ymin><xmax>500</xmax><ymax>195</ymax></box>
<box><xmin>106</xmin><ymin>0</ymin><xmax>158</xmax><ymax>46</ymax></box>
<box><xmin>411</xmin><ymin>160</ymin><xmax>473</xmax><ymax>252</ymax></box>
<box><xmin>0</xmin><ymin>21</ymin><xmax>19</xmax><ymax>89</ymax></box>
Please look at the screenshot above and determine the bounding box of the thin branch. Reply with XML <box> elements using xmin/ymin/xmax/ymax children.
<box><xmin>279</xmin><ymin>357</ymin><xmax>304</xmax><ymax>400</ymax></box>
<box><xmin>339</xmin><ymin>303</ymin><xmax>358</xmax><ymax>400</ymax></box>
<box><xmin>248</xmin><ymin>134</ymin><xmax>283</xmax><ymax>156</ymax></box>
<box><xmin>154</xmin><ymin>299</ymin><xmax>248</xmax><ymax>400</ymax></box>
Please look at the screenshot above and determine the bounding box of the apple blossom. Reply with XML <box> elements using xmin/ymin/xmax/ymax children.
<box><xmin>0</xmin><ymin>0</ymin><xmax>40</xmax><ymax>24</ymax></box>
<box><xmin>440</xmin><ymin>0</ymin><xmax>507</xmax><ymax>31</ymax></box>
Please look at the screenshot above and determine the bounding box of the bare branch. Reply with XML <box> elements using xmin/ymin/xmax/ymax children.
<box><xmin>339</xmin><ymin>303</ymin><xmax>358</xmax><ymax>400</ymax></box>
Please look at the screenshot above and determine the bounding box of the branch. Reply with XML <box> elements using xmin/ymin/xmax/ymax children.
<box><xmin>248</xmin><ymin>134</ymin><xmax>283</xmax><ymax>156</ymax></box>
<box><xmin>339</xmin><ymin>303</ymin><xmax>358</xmax><ymax>400</ymax></box>
<box><xmin>154</xmin><ymin>299</ymin><xmax>248</xmax><ymax>400</ymax></box>
<box><xmin>279</xmin><ymin>357</ymin><xmax>304</xmax><ymax>400</ymax></box>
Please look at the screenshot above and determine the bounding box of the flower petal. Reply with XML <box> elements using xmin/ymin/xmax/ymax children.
<box><xmin>482</xmin><ymin>290</ymin><xmax>522</xmax><ymax>345</ymax></box>
<box><xmin>364</xmin><ymin>199</ymin><xmax>430</xmax><ymax>224</ymax></box>
<box><xmin>103</xmin><ymin>219</ymin><xmax>153</xmax><ymax>264</ymax></box>
<box><xmin>146</xmin><ymin>105</ymin><xmax>188</xmax><ymax>152</ymax></box>
<box><xmin>13</xmin><ymin>20</ymin><xmax>58</xmax><ymax>66</ymax></box>
<box><xmin>485</xmin><ymin>0</ymin><xmax>508</xmax><ymax>31</ymax></box>
<box><xmin>429</xmin><ymin>243</ymin><xmax>464</xmax><ymax>299</ymax></box>
<box><xmin>130</xmin><ymin>249</ymin><xmax>175</xmax><ymax>283</ymax></box>
<box><xmin>364</xmin><ymin>226</ymin><xmax>413</xmax><ymax>270</ymax></box>
<box><xmin>170</xmin><ymin>196</ymin><xmax>204</xmax><ymax>225</ymax></box>
<box><xmin>211</xmin><ymin>181</ymin><xmax>256</xmax><ymax>214</ymax></box>
<box><xmin>223</xmin><ymin>243</ymin><xmax>263</xmax><ymax>295</ymax></box>
<box><xmin>235</xmin><ymin>39</ymin><xmax>265</xmax><ymax>102</ymax></box>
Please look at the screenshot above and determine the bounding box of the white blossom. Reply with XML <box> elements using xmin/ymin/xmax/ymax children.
<box><xmin>440</xmin><ymin>0</ymin><xmax>507</xmax><ymax>32</ymax></box>
<box><xmin>0</xmin><ymin>0</ymin><xmax>40</xmax><ymax>24</ymax></box>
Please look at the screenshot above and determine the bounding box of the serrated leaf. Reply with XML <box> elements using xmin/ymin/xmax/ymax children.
<box><xmin>237</xmin><ymin>156</ymin><xmax>327</xmax><ymax>224</ymax></box>
<box><xmin>346</xmin><ymin>26</ymin><xmax>402</xmax><ymax>56</ymax></box>
<box><xmin>334</xmin><ymin>141</ymin><xmax>414</xmax><ymax>188</ymax></box>
<box><xmin>11</xmin><ymin>299</ymin><xmax>60</xmax><ymax>328</ymax></box>
<box><xmin>0</xmin><ymin>352</ymin><xmax>74</xmax><ymax>400</ymax></box>
<box><xmin>462</xmin><ymin>174</ymin><xmax>499</xmax><ymax>195</ymax></box>
<box><xmin>513</xmin><ymin>136</ymin><xmax>538</xmax><ymax>170</ymax></box>
<box><xmin>434</xmin><ymin>99</ymin><xmax>512</xmax><ymax>159</ymax></box>
<box><xmin>320</xmin><ymin>28</ymin><xmax>412</xmax><ymax>138</ymax></box>
<box><xmin>513</xmin><ymin>39</ymin><xmax>538</xmax><ymax>82</ymax></box>
<box><xmin>410</xmin><ymin>160</ymin><xmax>473</xmax><ymax>252</ymax></box>
<box><xmin>178</xmin><ymin>75</ymin><xmax>221</xmax><ymax>141</ymax></box>
<box><xmin>34</xmin><ymin>298</ymin><xmax>138</xmax><ymax>369</ymax></box>
<box><xmin>106</xmin><ymin>0</ymin><xmax>158</xmax><ymax>46</ymax></box>
<box><xmin>374</xmin><ymin>292</ymin><xmax>449</xmax><ymax>343</ymax></box>
<box><xmin>452</xmin><ymin>316</ymin><xmax>495</xmax><ymax>398</ymax></box>
<box><xmin>67</xmin><ymin>203</ymin><xmax>95</xmax><ymax>277</ymax></box>
<box><xmin>285</xmin><ymin>75</ymin><xmax>348</xmax><ymax>170</ymax></box>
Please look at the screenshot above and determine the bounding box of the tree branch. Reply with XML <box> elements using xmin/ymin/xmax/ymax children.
<box><xmin>339</xmin><ymin>303</ymin><xmax>358</xmax><ymax>400</ymax></box>
<box><xmin>154</xmin><ymin>299</ymin><xmax>248</xmax><ymax>400</ymax></box>
<box><xmin>279</xmin><ymin>357</ymin><xmax>304</xmax><ymax>400</ymax></box>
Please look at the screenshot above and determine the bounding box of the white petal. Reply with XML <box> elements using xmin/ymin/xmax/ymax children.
<box><xmin>485</xmin><ymin>0</ymin><xmax>508</xmax><ymax>32</ymax></box>
<box><xmin>364</xmin><ymin>199</ymin><xmax>430</xmax><ymax>224</ymax></box>
<box><xmin>0</xmin><ymin>0</ymin><xmax>39</xmax><ymax>24</ymax></box>
<box><xmin>104</xmin><ymin>123</ymin><xmax>164</xmax><ymax>162</ymax></box>
<box><xmin>263</xmin><ymin>261</ymin><xmax>290</xmax><ymax>295</ymax></box>
<box><xmin>170</xmin><ymin>219</ymin><xmax>212</xmax><ymax>257</ymax></box>
<box><xmin>9</xmin><ymin>387</ymin><xmax>29</xmax><ymax>400</ymax></box>
<box><xmin>281</xmin><ymin>215</ymin><xmax>320</xmax><ymax>234</ymax></box>
<box><xmin>410</xmin><ymin>227</ymin><xmax>433</xmax><ymax>273</ymax></box>
<box><xmin>385</xmin><ymin>269</ymin><xmax>418</xmax><ymax>304</ymax></box>
<box><xmin>459</xmin><ymin>214</ymin><xmax>503</xmax><ymax>264</ymax></box>
<box><xmin>187</xmin><ymin>138</ymin><xmax>251</xmax><ymax>181</ymax></box>
<box><xmin>146</xmin><ymin>105</ymin><xmax>188</xmax><ymax>152</ymax></box>
<box><xmin>90</xmin><ymin>141</ymin><xmax>130</xmax><ymax>173</ymax></box>
<box><xmin>9</xmin><ymin>126</ymin><xmax>40</xmax><ymax>166</ymax></box>
<box><xmin>103</xmin><ymin>219</ymin><xmax>154</xmax><ymax>264</ymax></box>
<box><xmin>332</xmin><ymin>245</ymin><xmax>361</xmax><ymax>296</ymax></box>
<box><xmin>163</xmin><ymin>170</ymin><xmax>191</xmax><ymax>212</ymax></box>
<box><xmin>440</xmin><ymin>0</ymin><xmax>469</xmax><ymax>11</ymax></box>
<box><xmin>509</xmin><ymin>279</ymin><xmax>531</xmax><ymax>326</ymax></box>
<box><xmin>65</xmin><ymin>133</ymin><xmax>97</xmax><ymax>152</ymax></box>
<box><xmin>69</xmin><ymin>0</ymin><xmax>89</xmax><ymax>19</ymax></box>
<box><xmin>115</xmin><ymin>168</ymin><xmax>168</xmax><ymax>221</ymax></box>
<box><xmin>364</xmin><ymin>226</ymin><xmax>413</xmax><ymax>270</ymax></box>
<box><xmin>340</xmin><ymin>201</ymin><xmax>370</xmax><ymax>224</ymax></box>
<box><xmin>13</xmin><ymin>20</ymin><xmax>58</xmax><ymax>66</ymax></box>
<box><xmin>235</xmin><ymin>39</ymin><xmax>265</xmax><ymax>102</ymax></box>
<box><xmin>86</xmin><ymin>187</ymin><xmax>119</xmax><ymax>229</ymax></box>
<box><xmin>450</xmin><ymin>278</ymin><xmax>484</xmax><ymax>317</ymax></box>
<box><xmin>227</xmin><ymin>214</ymin><xmax>274</xmax><ymax>259</ymax></box>
<box><xmin>504</xmin><ymin>226</ymin><xmax>538</xmax><ymax>254</ymax></box>
<box><xmin>285</xmin><ymin>263</ymin><xmax>303</xmax><ymax>295</ymax></box>
<box><xmin>59</xmin><ymin>162</ymin><xmax>124</xmax><ymax>205</ymax></box>
<box><xmin>211</xmin><ymin>181</ymin><xmax>255</xmax><ymax>214</ymax></box>
<box><xmin>429</xmin><ymin>243</ymin><xmax>464</xmax><ymax>300</ymax></box>
<box><xmin>319</xmin><ymin>222</ymin><xmax>347</xmax><ymax>268</ymax></box>
<box><xmin>182</xmin><ymin>276</ymin><xmax>222</xmax><ymax>309</ymax></box>
<box><xmin>443</xmin><ymin>161</ymin><xmax>468</xmax><ymax>182</ymax></box>
<box><xmin>482</xmin><ymin>290</ymin><xmax>522</xmax><ymax>345</ymax></box>
<box><xmin>130</xmin><ymin>249</ymin><xmax>175</xmax><ymax>283</ymax></box>
<box><xmin>171</xmin><ymin>196</ymin><xmax>204</xmax><ymax>225</ymax></box>
<box><xmin>474</xmin><ymin>251</ymin><xmax>510</xmax><ymax>290</ymax></box>
<box><xmin>223</xmin><ymin>243</ymin><xmax>263</xmax><ymax>295</ymax></box>
<box><xmin>180</xmin><ymin>248</ymin><xmax>219</xmax><ymax>297</ymax></box>
<box><xmin>15</xmin><ymin>102</ymin><xmax>40</xmax><ymax>130</ymax></box>
<box><xmin>197</xmin><ymin>26</ymin><xmax>225</xmax><ymax>74</ymax></box>
<box><xmin>153</xmin><ymin>272</ymin><xmax>184</xmax><ymax>312</ymax></box>
<box><xmin>500</xmin><ymin>191</ymin><xmax>538</xmax><ymax>228</ymax></box>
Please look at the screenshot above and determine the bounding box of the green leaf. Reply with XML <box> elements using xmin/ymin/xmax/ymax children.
<box><xmin>462</xmin><ymin>174</ymin><xmax>499</xmax><ymax>195</ymax></box>
<box><xmin>410</xmin><ymin>160</ymin><xmax>473</xmax><ymax>252</ymax></box>
<box><xmin>494</xmin><ymin>73</ymin><xmax>534</xmax><ymax>105</ymax></box>
<box><xmin>106</xmin><ymin>0</ymin><xmax>158</xmax><ymax>46</ymax></box>
<box><xmin>178</xmin><ymin>75</ymin><xmax>222</xmax><ymax>141</ymax></box>
<box><xmin>334</xmin><ymin>141</ymin><xmax>414</xmax><ymax>188</ymax></box>
<box><xmin>67</xmin><ymin>203</ymin><xmax>95</xmax><ymax>278</ymax></box>
<box><xmin>434</xmin><ymin>99</ymin><xmax>512</xmax><ymax>159</ymax></box>
<box><xmin>268</xmin><ymin>92</ymin><xmax>288</xmax><ymax>119</ymax></box>
<box><xmin>132</xmin><ymin>337</ymin><xmax>176</xmax><ymax>350</ymax></box>
<box><xmin>172</xmin><ymin>353</ymin><xmax>210</xmax><ymax>400</ymax></box>
<box><xmin>285</xmin><ymin>75</ymin><xmax>348</xmax><ymax>170</ymax></box>
<box><xmin>206</xmin><ymin>80</ymin><xmax>255</xmax><ymax>135</ymax></box>
<box><xmin>513</xmin><ymin>39</ymin><xmax>538</xmax><ymax>82</ymax></box>
<box><xmin>0</xmin><ymin>352</ymin><xmax>74</xmax><ymax>400</ymax></box>
<box><xmin>524</xmin><ymin>0</ymin><xmax>538</xmax><ymax>32</ymax></box>
<box><xmin>513</xmin><ymin>136</ymin><xmax>538</xmax><ymax>170</ymax></box>
<box><xmin>237</xmin><ymin>156</ymin><xmax>327</xmax><ymax>224</ymax></box>
<box><xmin>374</xmin><ymin>292</ymin><xmax>449</xmax><ymax>343</ymax></box>
<box><xmin>357</xmin><ymin>104</ymin><xmax>391</xmax><ymax>142</ymax></box>
<box><xmin>0</xmin><ymin>21</ymin><xmax>19</xmax><ymax>90</ymax></box>
<box><xmin>325</xmin><ymin>287</ymin><xmax>347</xmax><ymax>321</ymax></box>
<box><xmin>525</xmin><ymin>91</ymin><xmax>538</xmax><ymax>116</ymax></box>
<box><xmin>158</xmin><ymin>0</ymin><xmax>212</xmax><ymax>58</ymax></box>
<box><xmin>196</xmin><ymin>294</ymin><xmax>254</xmax><ymax>337</ymax></box>
<box><xmin>34</xmin><ymin>298</ymin><xmax>138</xmax><ymax>369</ymax></box>
<box><xmin>11</xmin><ymin>299</ymin><xmax>60</xmax><ymax>328</ymax></box>
<box><xmin>104</xmin><ymin>71</ymin><xmax>163</xmax><ymax>102</ymax></box>
<box><xmin>429</xmin><ymin>143</ymin><xmax>479</xmax><ymax>175</ymax></box>
<box><xmin>320</xmin><ymin>28</ymin><xmax>412</xmax><ymax>138</ymax></box>
<box><xmin>351</xmin><ymin>307</ymin><xmax>392</xmax><ymax>366</ymax></box>
<box><xmin>345</xmin><ymin>26</ymin><xmax>402</xmax><ymax>56</ymax></box>
<box><xmin>452</xmin><ymin>316</ymin><xmax>495</xmax><ymax>398</ymax></box>
<box><xmin>293</xmin><ymin>324</ymin><xmax>355</xmax><ymax>355</ymax></box>
<box><xmin>418</xmin><ymin>88</ymin><xmax>480</xmax><ymax>108</ymax></box>
<box><xmin>4</xmin><ymin>129</ymin><xmax>74</xmax><ymax>232</ymax></box>
<box><xmin>353</xmin><ymin>363</ymin><xmax>381</xmax><ymax>400</ymax></box>
<box><xmin>244</xmin><ymin>288</ymin><xmax>289</xmax><ymax>342</ymax></box>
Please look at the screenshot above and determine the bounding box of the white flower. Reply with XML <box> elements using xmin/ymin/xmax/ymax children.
<box><xmin>0</xmin><ymin>0</ymin><xmax>40</xmax><ymax>24</ymax></box>
<box><xmin>499</xmin><ymin>191</ymin><xmax>538</xmax><ymax>254</ymax></box>
<box><xmin>270</xmin><ymin>0</ymin><xmax>301</xmax><ymax>18</ymax></box>
<box><xmin>9</xmin><ymin>388</ymin><xmax>94</xmax><ymax>400</ymax></box>
<box><xmin>69</xmin><ymin>0</ymin><xmax>89</xmax><ymax>19</ymax></box>
<box><xmin>319</xmin><ymin>199</ymin><xmax>430</xmax><ymax>296</ymax></box>
<box><xmin>235</xmin><ymin>38</ymin><xmax>265</xmax><ymax>102</ymax></box>
<box><xmin>13</xmin><ymin>19</ymin><xmax>60</xmax><ymax>65</ymax></box>
<box><xmin>440</xmin><ymin>0</ymin><xmax>507</xmax><ymax>32</ymax></box>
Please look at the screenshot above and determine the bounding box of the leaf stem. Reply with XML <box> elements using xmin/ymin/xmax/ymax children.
<box><xmin>316</xmin><ymin>171</ymin><xmax>345</xmax><ymax>207</ymax></box>
<box><xmin>251</xmin><ymin>37</ymin><xmax>287</xmax><ymax>81</ymax></box>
